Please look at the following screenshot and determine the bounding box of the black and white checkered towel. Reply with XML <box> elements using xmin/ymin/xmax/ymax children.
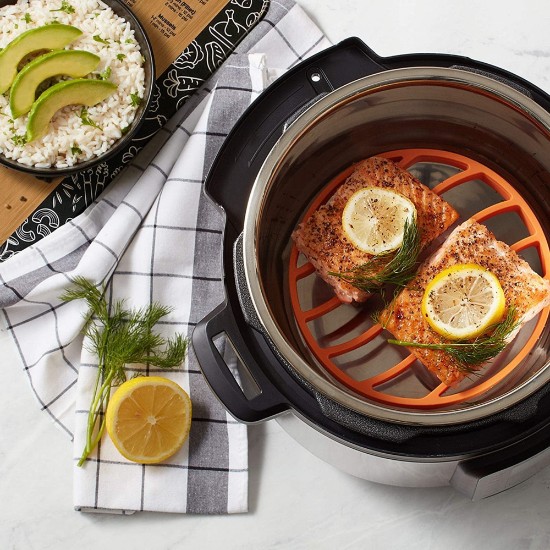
<box><xmin>0</xmin><ymin>0</ymin><xmax>329</xmax><ymax>514</ymax></box>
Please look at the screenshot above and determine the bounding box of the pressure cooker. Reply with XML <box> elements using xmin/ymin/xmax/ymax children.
<box><xmin>192</xmin><ymin>38</ymin><xmax>550</xmax><ymax>500</ymax></box>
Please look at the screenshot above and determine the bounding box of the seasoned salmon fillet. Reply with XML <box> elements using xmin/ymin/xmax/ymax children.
<box><xmin>292</xmin><ymin>156</ymin><xmax>459</xmax><ymax>302</ymax></box>
<box><xmin>380</xmin><ymin>219</ymin><xmax>550</xmax><ymax>386</ymax></box>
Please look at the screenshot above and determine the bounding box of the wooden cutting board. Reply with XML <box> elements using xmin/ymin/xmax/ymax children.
<box><xmin>0</xmin><ymin>0</ymin><xmax>230</xmax><ymax>245</ymax></box>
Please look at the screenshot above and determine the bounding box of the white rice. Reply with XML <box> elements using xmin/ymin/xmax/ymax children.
<box><xmin>0</xmin><ymin>0</ymin><xmax>145</xmax><ymax>168</ymax></box>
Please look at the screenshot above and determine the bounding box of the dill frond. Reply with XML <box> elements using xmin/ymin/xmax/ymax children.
<box><xmin>329</xmin><ymin>218</ymin><xmax>422</xmax><ymax>293</ymax></box>
<box><xmin>388</xmin><ymin>306</ymin><xmax>519</xmax><ymax>373</ymax></box>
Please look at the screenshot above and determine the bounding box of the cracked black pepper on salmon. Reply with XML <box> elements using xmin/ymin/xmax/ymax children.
<box><xmin>291</xmin><ymin>156</ymin><xmax>459</xmax><ymax>302</ymax></box>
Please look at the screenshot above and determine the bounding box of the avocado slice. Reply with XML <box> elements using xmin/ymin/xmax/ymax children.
<box><xmin>10</xmin><ymin>50</ymin><xmax>101</xmax><ymax>118</ymax></box>
<box><xmin>26</xmin><ymin>79</ymin><xmax>117</xmax><ymax>142</ymax></box>
<box><xmin>0</xmin><ymin>24</ymin><xmax>82</xmax><ymax>94</ymax></box>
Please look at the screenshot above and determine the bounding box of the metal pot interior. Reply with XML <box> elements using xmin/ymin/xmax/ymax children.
<box><xmin>243</xmin><ymin>67</ymin><xmax>550</xmax><ymax>425</ymax></box>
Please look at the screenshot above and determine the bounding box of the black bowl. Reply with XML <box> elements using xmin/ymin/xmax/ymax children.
<box><xmin>0</xmin><ymin>0</ymin><xmax>155</xmax><ymax>179</ymax></box>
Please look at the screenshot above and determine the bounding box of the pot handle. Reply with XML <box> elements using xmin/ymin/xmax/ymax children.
<box><xmin>192</xmin><ymin>300</ymin><xmax>290</xmax><ymax>423</ymax></box>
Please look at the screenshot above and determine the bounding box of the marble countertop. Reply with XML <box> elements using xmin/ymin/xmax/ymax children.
<box><xmin>2</xmin><ymin>1</ymin><xmax>550</xmax><ymax>548</ymax></box>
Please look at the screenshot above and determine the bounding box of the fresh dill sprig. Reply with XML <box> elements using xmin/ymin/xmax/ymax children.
<box><xmin>60</xmin><ymin>277</ymin><xmax>188</xmax><ymax>467</ymax></box>
<box><xmin>50</xmin><ymin>0</ymin><xmax>75</xmax><ymax>14</ymax></box>
<box><xmin>329</xmin><ymin>218</ymin><xmax>422</xmax><ymax>293</ymax></box>
<box><xmin>388</xmin><ymin>306</ymin><xmax>519</xmax><ymax>373</ymax></box>
<box><xmin>78</xmin><ymin>107</ymin><xmax>101</xmax><ymax>130</ymax></box>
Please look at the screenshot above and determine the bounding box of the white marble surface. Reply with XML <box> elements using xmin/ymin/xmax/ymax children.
<box><xmin>3</xmin><ymin>0</ymin><xmax>550</xmax><ymax>548</ymax></box>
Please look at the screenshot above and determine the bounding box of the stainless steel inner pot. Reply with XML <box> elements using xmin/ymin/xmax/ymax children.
<box><xmin>241</xmin><ymin>67</ymin><xmax>550</xmax><ymax>426</ymax></box>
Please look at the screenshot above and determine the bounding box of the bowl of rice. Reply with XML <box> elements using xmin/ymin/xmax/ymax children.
<box><xmin>0</xmin><ymin>0</ymin><xmax>154</xmax><ymax>177</ymax></box>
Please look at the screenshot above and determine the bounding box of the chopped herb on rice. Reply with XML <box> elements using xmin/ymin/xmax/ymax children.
<box><xmin>129</xmin><ymin>93</ymin><xmax>141</xmax><ymax>107</ymax></box>
<box><xmin>50</xmin><ymin>1</ymin><xmax>75</xmax><ymax>14</ymax></box>
<box><xmin>93</xmin><ymin>34</ymin><xmax>109</xmax><ymax>44</ymax></box>
<box><xmin>78</xmin><ymin>107</ymin><xmax>102</xmax><ymax>130</ymax></box>
<box><xmin>11</xmin><ymin>134</ymin><xmax>27</xmax><ymax>146</ymax></box>
<box><xmin>99</xmin><ymin>66</ymin><xmax>111</xmax><ymax>80</ymax></box>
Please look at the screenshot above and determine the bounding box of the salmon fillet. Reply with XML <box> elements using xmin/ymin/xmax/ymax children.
<box><xmin>291</xmin><ymin>156</ymin><xmax>459</xmax><ymax>302</ymax></box>
<box><xmin>380</xmin><ymin>219</ymin><xmax>550</xmax><ymax>386</ymax></box>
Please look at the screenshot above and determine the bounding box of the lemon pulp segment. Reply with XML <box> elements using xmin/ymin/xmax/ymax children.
<box><xmin>342</xmin><ymin>187</ymin><xmax>416</xmax><ymax>255</ymax></box>
<box><xmin>421</xmin><ymin>263</ymin><xmax>506</xmax><ymax>340</ymax></box>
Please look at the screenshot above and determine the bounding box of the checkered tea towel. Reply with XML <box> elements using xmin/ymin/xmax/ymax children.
<box><xmin>0</xmin><ymin>0</ymin><xmax>330</xmax><ymax>514</ymax></box>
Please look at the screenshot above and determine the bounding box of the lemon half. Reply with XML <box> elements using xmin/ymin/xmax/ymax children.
<box><xmin>421</xmin><ymin>263</ymin><xmax>506</xmax><ymax>341</ymax></box>
<box><xmin>342</xmin><ymin>187</ymin><xmax>416</xmax><ymax>255</ymax></box>
<box><xmin>106</xmin><ymin>376</ymin><xmax>192</xmax><ymax>464</ymax></box>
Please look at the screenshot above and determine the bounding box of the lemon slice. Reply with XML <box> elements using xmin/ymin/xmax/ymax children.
<box><xmin>106</xmin><ymin>376</ymin><xmax>192</xmax><ymax>464</ymax></box>
<box><xmin>421</xmin><ymin>263</ymin><xmax>506</xmax><ymax>341</ymax></box>
<box><xmin>342</xmin><ymin>187</ymin><xmax>416</xmax><ymax>254</ymax></box>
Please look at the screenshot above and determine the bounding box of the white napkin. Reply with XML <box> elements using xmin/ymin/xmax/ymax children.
<box><xmin>0</xmin><ymin>0</ymin><xmax>329</xmax><ymax>514</ymax></box>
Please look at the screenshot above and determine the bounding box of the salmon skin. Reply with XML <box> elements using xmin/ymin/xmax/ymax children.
<box><xmin>291</xmin><ymin>156</ymin><xmax>459</xmax><ymax>302</ymax></box>
<box><xmin>380</xmin><ymin>219</ymin><xmax>550</xmax><ymax>386</ymax></box>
